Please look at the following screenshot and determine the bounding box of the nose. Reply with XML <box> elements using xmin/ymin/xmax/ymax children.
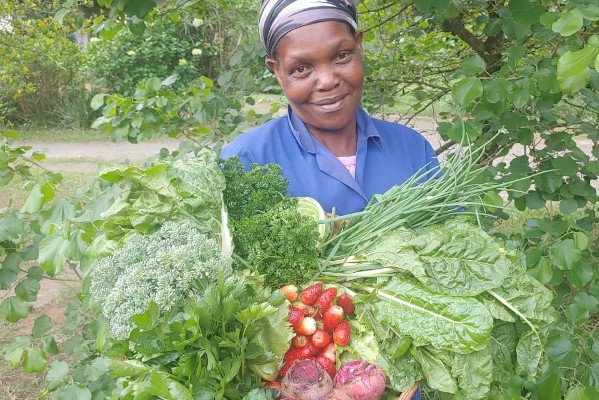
<box><xmin>316</xmin><ymin>66</ymin><xmax>341</xmax><ymax>91</ymax></box>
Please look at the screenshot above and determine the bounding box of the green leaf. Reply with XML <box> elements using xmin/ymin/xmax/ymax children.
<box><xmin>145</xmin><ymin>77</ymin><xmax>162</xmax><ymax>92</ymax></box>
<box><xmin>131</xmin><ymin>301</ymin><xmax>159</xmax><ymax>330</ymax></box>
<box><xmin>559</xmin><ymin>199</ymin><xmax>579</xmax><ymax>214</ymax></box>
<box><xmin>452</xmin><ymin>77</ymin><xmax>483</xmax><ymax>107</ymax></box>
<box><xmin>106</xmin><ymin>359</ymin><xmax>151</xmax><ymax>378</ymax></box>
<box><xmin>4</xmin><ymin>346</ymin><xmax>24</xmax><ymax>368</ymax></box>
<box><xmin>411</xmin><ymin>347</ymin><xmax>458</xmax><ymax>393</ymax></box>
<box><xmin>551</xmin><ymin>239</ymin><xmax>581</xmax><ymax>270</ymax></box>
<box><xmin>45</xmin><ymin>360</ymin><xmax>69</xmax><ymax>390</ymax></box>
<box><xmin>0</xmin><ymin>296</ymin><xmax>31</xmax><ymax>322</ymax></box>
<box><xmin>32</xmin><ymin>315</ymin><xmax>53</xmax><ymax>338</ymax></box>
<box><xmin>85</xmin><ymin>357</ymin><xmax>108</xmax><ymax>381</ymax></box>
<box><xmin>565</xmin><ymin>302</ymin><xmax>589</xmax><ymax>324</ymax></box>
<box><xmin>573</xmin><ymin>232</ymin><xmax>589</xmax><ymax>250</ymax></box>
<box><xmin>545</xmin><ymin>334</ymin><xmax>575</xmax><ymax>364</ymax></box>
<box><xmin>565</xmin><ymin>386</ymin><xmax>595</xmax><ymax>400</ymax></box>
<box><xmin>20</xmin><ymin>184</ymin><xmax>45</xmax><ymax>215</ymax></box>
<box><xmin>537</xmin><ymin>373</ymin><xmax>561</xmax><ymax>400</ymax></box>
<box><xmin>509</xmin><ymin>0</ymin><xmax>545</xmax><ymax>25</ymax></box>
<box><xmin>0</xmin><ymin>215</ymin><xmax>24</xmax><ymax>242</ymax></box>
<box><xmin>484</xmin><ymin>79</ymin><xmax>507</xmax><ymax>103</ymax></box>
<box><xmin>90</xmin><ymin>93</ymin><xmax>105</xmax><ymax>110</ymax></box>
<box><xmin>460</xmin><ymin>55</ymin><xmax>486</xmax><ymax>74</ymax></box>
<box><xmin>552</xmin><ymin>10</ymin><xmax>584</xmax><ymax>36</ymax></box>
<box><xmin>373</xmin><ymin>276</ymin><xmax>493</xmax><ymax>354</ymax></box>
<box><xmin>15</xmin><ymin>277</ymin><xmax>40</xmax><ymax>302</ymax></box>
<box><xmin>53</xmin><ymin>383</ymin><xmax>92</xmax><ymax>400</ymax></box>
<box><xmin>23</xmin><ymin>348</ymin><xmax>47</xmax><ymax>373</ymax></box>
<box><xmin>0</xmin><ymin>253</ymin><xmax>21</xmax><ymax>290</ymax></box>
<box><xmin>558</xmin><ymin>46</ymin><xmax>599</xmax><ymax>93</ymax></box>
<box><xmin>515</xmin><ymin>330</ymin><xmax>543</xmax><ymax>379</ymax></box>
<box><xmin>54</xmin><ymin>8</ymin><xmax>69</xmax><ymax>24</ymax></box>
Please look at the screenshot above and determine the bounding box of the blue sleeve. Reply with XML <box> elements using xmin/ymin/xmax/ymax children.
<box><xmin>220</xmin><ymin>142</ymin><xmax>255</xmax><ymax>171</ymax></box>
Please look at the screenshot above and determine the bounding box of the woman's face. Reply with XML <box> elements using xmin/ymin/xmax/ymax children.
<box><xmin>267</xmin><ymin>21</ymin><xmax>364</xmax><ymax>137</ymax></box>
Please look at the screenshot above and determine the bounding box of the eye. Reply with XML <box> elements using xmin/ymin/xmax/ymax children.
<box><xmin>336</xmin><ymin>51</ymin><xmax>352</xmax><ymax>63</ymax></box>
<box><xmin>291</xmin><ymin>65</ymin><xmax>310</xmax><ymax>77</ymax></box>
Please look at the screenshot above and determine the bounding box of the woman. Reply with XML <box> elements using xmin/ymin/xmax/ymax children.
<box><xmin>221</xmin><ymin>0</ymin><xmax>438</xmax><ymax>217</ymax></box>
<box><xmin>222</xmin><ymin>1</ymin><xmax>433</xmax><ymax>397</ymax></box>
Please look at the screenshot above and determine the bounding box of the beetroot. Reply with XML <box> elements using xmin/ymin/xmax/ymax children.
<box><xmin>329</xmin><ymin>360</ymin><xmax>386</xmax><ymax>400</ymax></box>
<box><xmin>281</xmin><ymin>359</ymin><xmax>334</xmax><ymax>400</ymax></box>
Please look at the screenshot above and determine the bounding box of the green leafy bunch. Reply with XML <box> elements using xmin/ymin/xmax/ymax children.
<box><xmin>105</xmin><ymin>268</ymin><xmax>291</xmax><ymax>399</ymax></box>
<box><xmin>222</xmin><ymin>157</ymin><xmax>320</xmax><ymax>288</ymax></box>
<box><xmin>89</xmin><ymin>220</ymin><xmax>230</xmax><ymax>339</ymax></box>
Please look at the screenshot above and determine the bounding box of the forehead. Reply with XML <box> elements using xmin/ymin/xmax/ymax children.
<box><xmin>275</xmin><ymin>21</ymin><xmax>356</xmax><ymax>60</ymax></box>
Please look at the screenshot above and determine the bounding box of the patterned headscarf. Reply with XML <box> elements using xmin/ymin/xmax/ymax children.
<box><xmin>259</xmin><ymin>0</ymin><xmax>358</xmax><ymax>58</ymax></box>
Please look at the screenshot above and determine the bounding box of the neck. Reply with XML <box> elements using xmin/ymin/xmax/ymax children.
<box><xmin>306</xmin><ymin>122</ymin><xmax>357</xmax><ymax>157</ymax></box>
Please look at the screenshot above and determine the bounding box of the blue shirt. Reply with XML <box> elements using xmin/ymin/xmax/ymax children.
<box><xmin>221</xmin><ymin>106</ymin><xmax>438</xmax><ymax>215</ymax></box>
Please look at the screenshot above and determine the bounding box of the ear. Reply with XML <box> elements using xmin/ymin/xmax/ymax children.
<box><xmin>354</xmin><ymin>31</ymin><xmax>363</xmax><ymax>52</ymax></box>
<box><xmin>266</xmin><ymin>57</ymin><xmax>283</xmax><ymax>85</ymax></box>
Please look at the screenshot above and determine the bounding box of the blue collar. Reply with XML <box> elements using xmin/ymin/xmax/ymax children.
<box><xmin>286</xmin><ymin>106</ymin><xmax>381</xmax><ymax>154</ymax></box>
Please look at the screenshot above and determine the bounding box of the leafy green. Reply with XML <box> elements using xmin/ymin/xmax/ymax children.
<box><xmin>107</xmin><ymin>267</ymin><xmax>292</xmax><ymax>399</ymax></box>
<box><xmin>232</xmin><ymin>198</ymin><xmax>320</xmax><ymax>288</ymax></box>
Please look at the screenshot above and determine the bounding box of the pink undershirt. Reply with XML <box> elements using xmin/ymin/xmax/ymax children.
<box><xmin>337</xmin><ymin>155</ymin><xmax>356</xmax><ymax>178</ymax></box>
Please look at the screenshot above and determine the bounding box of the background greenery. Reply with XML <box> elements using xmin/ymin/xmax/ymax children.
<box><xmin>0</xmin><ymin>0</ymin><xmax>597</xmax><ymax>399</ymax></box>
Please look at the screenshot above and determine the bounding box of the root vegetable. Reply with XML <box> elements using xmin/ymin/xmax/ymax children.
<box><xmin>281</xmin><ymin>359</ymin><xmax>334</xmax><ymax>400</ymax></box>
<box><xmin>330</xmin><ymin>360</ymin><xmax>386</xmax><ymax>400</ymax></box>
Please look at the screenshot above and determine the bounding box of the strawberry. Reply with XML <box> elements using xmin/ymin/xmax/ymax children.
<box><xmin>280</xmin><ymin>284</ymin><xmax>298</xmax><ymax>302</ymax></box>
<box><xmin>292</xmin><ymin>335</ymin><xmax>308</xmax><ymax>348</ymax></box>
<box><xmin>319</xmin><ymin>342</ymin><xmax>336</xmax><ymax>363</ymax></box>
<box><xmin>333</xmin><ymin>320</ymin><xmax>351</xmax><ymax>346</ymax></box>
<box><xmin>315</xmin><ymin>287</ymin><xmax>337</xmax><ymax>311</ymax></box>
<box><xmin>283</xmin><ymin>346</ymin><xmax>304</xmax><ymax>362</ymax></box>
<box><xmin>322</xmin><ymin>305</ymin><xmax>344</xmax><ymax>332</ymax></box>
<box><xmin>293</xmin><ymin>302</ymin><xmax>317</xmax><ymax>316</ymax></box>
<box><xmin>265</xmin><ymin>380</ymin><xmax>281</xmax><ymax>389</ymax></box>
<box><xmin>296</xmin><ymin>316</ymin><xmax>317</xmax><ymax>336</ymax></box>
<box><xmin>336</xmin><ymin>293</ymin><xmax>355</xmax><ymax>315</ymax></box>
<box><xmin>299</xmin><ymin>281</ymin><xmax>323</xmax><ymax>305</ymax></box>
<box><xmin>311</xmin><ymin>329</ymin><xmax>331</xmax><ymax>348</ymax></box>
<box><xmin>287</xmin><ymin>306</ymin><xmax>303</xmax><ymax>329</ymax></box>
<box><xmin>316</xmin><ymin>355</ymin><xmax>336</xmax><ymax>378</ymax></box>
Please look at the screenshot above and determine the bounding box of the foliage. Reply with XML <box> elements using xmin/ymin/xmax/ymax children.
<box><xmin>89</xmin><ymin>220</ymin><xmax>229</xmax><ymax>339</ymax></box>
<box><xmin>105</xmin><ymin>268</ymin><xmax>290</xmax><ymax>399</ymax></box>
<box><xmin>83</xmin><ymin>15</ymin><xmax>220</xmax><ymax>95</ymax></box>
<box><xmin>0</xmin><ymin>15</ymin><xmax>95</xmax><ymax>127</ymax></box>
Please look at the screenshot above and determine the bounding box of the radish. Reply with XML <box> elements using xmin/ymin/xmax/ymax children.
<box><xmin>329</xmin><ymin>360</ymin><xmax>386</xmax><ymax>400</ymax></box>
<box><xmin>280</xmin><ymin>359</ymin><xmax>334</xmax><ymax>400</ymax></box>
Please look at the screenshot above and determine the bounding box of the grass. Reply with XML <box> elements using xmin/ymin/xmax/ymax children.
<box><xmin>11</xmin><ymin>126</ymin><xmax>107</xmax><ymax>143</ymax></box>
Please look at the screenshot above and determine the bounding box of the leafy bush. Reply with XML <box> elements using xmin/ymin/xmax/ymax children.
<box><xmin>0</xmin><ymin>17</ymin><xmax>95</xmax><ymax>127</ymax></box>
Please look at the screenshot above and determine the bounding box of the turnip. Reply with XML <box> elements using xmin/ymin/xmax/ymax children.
<box><xmin>280</xmin><ymin>359</ymin><xmax>334</xmax><ymax>400</ymax></box>
<box><xmin>329</xmin><ymin>360</ymin><xmax>386</xmax><ymax>400</ymax></box>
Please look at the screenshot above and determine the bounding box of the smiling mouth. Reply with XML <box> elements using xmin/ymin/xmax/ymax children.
<box><xmin>312</xmin><ymin>94</ymin><xmax>347</xmax><ymax>112</ymax></box>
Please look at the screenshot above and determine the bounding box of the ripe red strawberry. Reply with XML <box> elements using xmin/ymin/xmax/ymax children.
<box><xmin>337</xmin><ymin>293</ymin><xmax>355</xmax><ymax>315</ymax></box>
<box><xmin>287</xmin><ymin>306</ymin><xmax>303</xmax><ymax>329</ymax></box>
<box><xmin>293</xmin><ymin>302</ymin><xmax>317</xmax><ymax>316</ymax></box>
<box><xmin>299</xmin><ymin>341</ymin><xmax>319</xmax><ymax>358</ymax></box>
<box><xmin>316</xmin><ymin>355</ymin><xmax>336</xmax><ymax>378</ymax></box>
<box><xmin>333</xmin><ymin>320</ymin><xmax>351</xmax><ymax>346</ymax></box>
<box><xmin>311</xmin><ymin>329</ymin><xmax>331</xmax><ymax>348</ymax></box>
<box><xmin>315</xmin><ymin>287</ymin><xmax>337</xmax><ymax>311</ymax></box>
<box><xmin>265</xmin><ymin>380</ymin><xmax>281</xmax><ymax>389</ymax></box>
<box><xmin>279</xmin><ymin>359</ymin><xmax>296</xmax><ymax>378</ymax></box>
<box><xmin>292</xmin><ymin>335</ymin><xmax>308</xmax><ymax>348</ymax></box>
<box><xmin>300</xmin><ymin>281</ymin><xmax>323</xmax><ymax>305</ymax></box>
<box><xmin>280</xmin><ymin>284</ymin><xmax>298</xmax><ymax>302</ymax></box>
<box><xmin>322</xmin><ymin>305</ymin><xmax>344</xmax><ymax>332</ymax></box>
<box><xmin>296</xmin><ymin>316</ymin><xmax>317</xmax><ymax>336</ymax></box>
<box><xmin>320</xmin><ymin>342</ymin><xmax>336</xmax><ymax>363</ymax></box>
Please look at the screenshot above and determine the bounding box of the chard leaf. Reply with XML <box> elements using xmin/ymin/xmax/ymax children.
<box><xmin>411</xmin><ymin>347</ymin><xmax>458</xmax><ymax>394</ymax></box>
<box><xmin>489</xmin><ymin>322</ymin><xmax>519</xmax><ymax>387</ymax></box>
<box><xmin>451</xmin><ymin>347</ymin><xmax>493</xmax><ymax>400</ymax></box>
<box><xmin>362</xmin><ymin>221</ymin><xmax>512</xmax><ymax>296</ymax></box>
<box><xmin>516</xmin><ymin>329</ymin><xmax>547</xmax><ymax>380</ymax></box>
<box><xmin>370</xmin><ymin>276</ymin><xmax>493</xmax><ymax>354</ymax></box>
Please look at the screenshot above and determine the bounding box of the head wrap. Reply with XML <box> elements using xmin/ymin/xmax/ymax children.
<box><xmin>259</xmin><ymin>0</ymin><xmax>358</xmax><ymax>58</ymax></box>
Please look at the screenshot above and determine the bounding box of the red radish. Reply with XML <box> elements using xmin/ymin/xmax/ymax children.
<box><xmin>320</xmin><ymin>342</ymin><xmax>336</xmax><ymax>363</ymax></box>
<box><xmin>296</xmin><ymin>316</ymin><xmax>317</xmax><ymax>336</ymax></box>
<box><xmin>330</xmin><ymin>360</ymin><xmax>386</xmax><ymax>400</ymax></box>
<box><xmin>311</xmin><ymin>329</ymin><xmax>331</xmax><ymax>348</ymax></box>
<box><xmin>279</xmin><ymin>359</ymin><xmax>296</xmax><ymax>378</ymax></box>
<box><xmin>284</xmin><ymin>347</ymin><xmax>304</xmax><ymax>363</ymax></box>
<box><xmin>300</xmin><ymin>281</ymin><xmax>323</xmax><ymax>305</ymax></box>
<box><xmin>337</xmin><ymin>294</ymin><xmax>355</xmax><ymax>315</ymax></box>
<box><xmin>265</xmin><ymin>380</ymin><xmax>281</xmax><ymax>389</ymax></box>
<box><xmin>288</xmin><ymin>306</ymin><xmax>304</xmax><ymax>329</ymax></box>
<box><xmin>316</xmin><ymin>355</ymin><xmax>336</xmax><ymax>378</ymax></box>
<box><xmin>315</xmin><ymin>287</ymin><xmax>337</xmax><ymax>311</ymax></box>
<box><xmin>292</xmin><ymin>335</ymin><xmax>308</xmax><ymax>348</ymax></box>
<box><xmin>280</xmin><ymin>359</ymin><xmax>334</xmax><ymax>400</ymax></box>
<box><xmin>323</xmin><ymin>305</ymin><xmax>344</xmax><ymax>332</ymax></box>
<box><xmin>333</xmin><ymin>320</ymin><xmax>351</xmax><ymax>346</ymax></box>
<box><xmin>280</xmin><ymin>284</ymin><xmax>298</xmax><ymax>302</ymax></box>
